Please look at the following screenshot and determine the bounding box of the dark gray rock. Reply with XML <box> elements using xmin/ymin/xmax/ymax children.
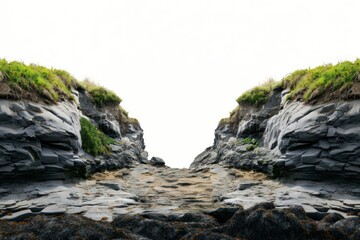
<box><xmin>301</xmin><ymin>148</ymin><xmax>321</xmax><ymax>164</ymax></box>
<box><xmin>192</xmin><ymin>94</ymin><xmax>360</xmax><ymax>180</ymax></box>
<box><xmin>150</xmin><ymin>157</ymin><xmax>165</xmax><ymax>167</ymax></box>
<box><xmin>238</xmin><ymin>181</ymin><xmax>261</xmax><ymax>190</ymax></box>
<box><xmin>1</xmin><ymin>209</ymin><xmax>34</xmax><ymax>221</ymax></box>
<box><xmin>41</xmin><ymin>149</ymin><xmax>59</xmax><ymax>164</ymax></box>
<box><xmin>0</xmin><ymin>97</ymin><xmax>147</xmax><ymax>181</ymax></box>
<box><xmin>98</xmin><ymin>181</ymin><xmax>122</xmax><ymax>191</ymax></box>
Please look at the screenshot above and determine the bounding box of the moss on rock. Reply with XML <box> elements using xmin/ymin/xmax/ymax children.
<box><xmin>80</xmin><ymin>117</ymin><xmax>115</xmax><ymax>156</ymax></box>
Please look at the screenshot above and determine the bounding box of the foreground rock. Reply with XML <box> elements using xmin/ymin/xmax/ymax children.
<box><xmin>1</xmin><ymin>165</ymin><xmax>359</xmax><ymax>223</ymax></box>
<box><xmin>1</xmin><ymin>202</ymin><xmax>359</xmax><ymax>240</ymax></box>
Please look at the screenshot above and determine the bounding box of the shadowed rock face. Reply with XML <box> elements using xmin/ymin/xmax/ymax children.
<box><xmin>0</xmin><ymin>100</ymin><xmax>82</xmax><ymax>180</ymax></box>
<box><xmin>192</xmin><ymin>89</ymin><xmax>360</xmax><ymax>180</ymax></box>
<box><xmin>1</xmin><ymin>203</ymin><xmax>359</xmax><ymax>240</ymax></box>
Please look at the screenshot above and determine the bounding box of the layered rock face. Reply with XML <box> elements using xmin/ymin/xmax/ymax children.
<box><xmin>192</xmin><ymin>89</ymin><xmax>360</xmax><ymax>180</ymax></box>
<box><xmin>77</xmin><ymin>89</ymin><xmax>145</xmax><ymax>148</ymax></box>
<box><xmin>0</xmin><ymin>90</ymin><xmax>146</xmax><ymax>180</ymax></box>
<box><xmin>0</xmin><ymin>100</ymin><xmax>82</xmax><ymax>179</ymax></box>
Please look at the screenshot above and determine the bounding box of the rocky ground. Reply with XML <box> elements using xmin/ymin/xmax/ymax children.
<box><xmin>0</xmin><ymin>164</ymin><xmax>360</xmax><ymax>239</ymax></box>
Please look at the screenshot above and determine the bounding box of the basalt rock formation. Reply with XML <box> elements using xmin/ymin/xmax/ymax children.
<box><xmin>0</xmin><ymin>61</ymin><xmax>147</xmax><ymax>180</ymax></box>
<box><xmin>192</xmin><ymin>60</ymin><xmax>360</xmax><ymax>180</ymax></box>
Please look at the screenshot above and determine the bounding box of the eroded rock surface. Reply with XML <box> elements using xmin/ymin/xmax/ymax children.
<box><xmin>1</xmin><ymin>165</ymin><xmax>359</xmax><ymax>222</ymax></box>
<box><xmin>192</xmin><ymin>89</ymin><xmax>360</xmax><ymax>180</ymax></box>
<box><xmin>0</xmin><ymin>95</ymin><xmax>146</xmax><ymax>180</ymax></box>
<box><xmin>1</xmin><ymin>165</ymin><xmax>359</xmax><ymax>239</ymax></box>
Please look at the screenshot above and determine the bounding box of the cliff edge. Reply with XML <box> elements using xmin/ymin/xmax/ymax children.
<box><xmin>0</xmin><ymin>59</ymin><xmax>148</xmax><ymax>180</ymax></box>
<box><xmin>191</xmin><ymin>60</ymin><xmax>360</xmax><ymax>180</ymax></box>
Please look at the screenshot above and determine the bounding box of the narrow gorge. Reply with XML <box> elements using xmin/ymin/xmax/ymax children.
<box><xmin>0</xmin><ymin>60</ymin><xmax>360</xmax><ymax>240</ymax></box>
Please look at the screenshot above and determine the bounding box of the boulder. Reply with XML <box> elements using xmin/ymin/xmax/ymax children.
<box><xmin>150</xmin><ymin>157</ymin><xmax>166</xmax><ymax>167</ymax></box>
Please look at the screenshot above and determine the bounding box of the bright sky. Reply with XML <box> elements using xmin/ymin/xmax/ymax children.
<box><xmin>1</xmin><ymin>0</ymin><xmax>360</xmax><ymax>168</ymax></box>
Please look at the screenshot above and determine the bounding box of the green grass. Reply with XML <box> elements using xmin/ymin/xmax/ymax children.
<box><xmin>242</xmin><ymin>137</ymin><xmax>259</xmax><ymax>145</ymax></box>
<box><xmin>0</xmin><ymin>59</ymin><xmax>124</xmax><ymax>107</ymax></box>
<box><xmin>80</xmin><ymin>117</ymin><xmax>115</xmax><ymax>156</ymax></box>
<box><xmin>282</xmin><ymin>59</ymin><xmax>360</xmax><ymax>102</ymax></box>
<box><xmin>242</xmin><ymin>137</ymin><xmax>259</xmax><ymax>151</ymax></box>
<box><xmin>0</xmin><ymin>59</ymin><xmax>78</xmax><ymax>102</ymax></box>
<box><xmin>82</xmin><ymin>80</ymin><xmax>122</xmax><ymax>107</ymax></box>
<box><xmin>236</xmin><ymin>79</ymin><xmax>279</xmax><ymax>106</ymax></box>
<box><xmin>235</xmin><ymin>59</ymin><xmax>360</xmax><ymax>106</ymax></box>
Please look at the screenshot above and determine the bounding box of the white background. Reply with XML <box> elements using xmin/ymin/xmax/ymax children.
<box><xmin>1</xmin><ymin>0</ymin><xmax>360</xmax><ymax>168</ymax></box>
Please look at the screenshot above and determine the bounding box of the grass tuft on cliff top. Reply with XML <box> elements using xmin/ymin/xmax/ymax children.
<box><xmin>236</xmin><ymin>79</ymin><xmax>280</xmax><ymax>106</ymax></box>
<box><xmin>236</xmin><ymin>59</ymin><xmax>360</xmax><ymax>106</ymax></box>
<box><xmin>282</xmin><ymin>59</ymin><xmax>360</xmax><ymax>102</ymax></box>
<box><xmin>0</xmin><ymin>59</ymin><xmax>79</xmax><ymax>103</ymax></box>
<box><xmin>80</xmin><ymin>117</ymin><xmax>115</xmax><ymax>156</ymax></box>
<box><xmin>222</xmin><ymin>59</ymin><xmax>360</xmax><ymax>126</ymax></box>
<box><xmin>81</xmin><ymin>79</ymin><xmax>122</xmax><ymax>107</ymax></box>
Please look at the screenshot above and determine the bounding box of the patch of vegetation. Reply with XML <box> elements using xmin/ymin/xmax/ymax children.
<box><xmin>236</xmin><ymin>79</ymin><xmax>279</xmax><ymax>106</ymax></box>
<box><xmin>82</xmin><ymin>80</ymin><xmax>122</xmax><ymax>107</ymax></box>
<box><xmin>242</xmin><ymin>137</ymin><xmax>259</xmax><ymax>145</ymax></box>
<box><xmin>0</xmin><ymin>59</ymin><xmax>80</xmax><ymax>102</ymax></box>
<box><xmin>241</xmin><ymin>137</ymin><xmax>259</xmax><ymax>151</ymax></box>
<box><xmin>282</xmin><ymin>60</ymin><xmax>360</xmax><ymax>102</ymax></box>
<box><xmin>80</xmin><ymin>117</ymin><xmax>115</xmax><ymax>156</ymax></box>
<box><xmin>234</xmin><ymin>59</ymin><xmax>360</xmax><ymax>107</ymax></box>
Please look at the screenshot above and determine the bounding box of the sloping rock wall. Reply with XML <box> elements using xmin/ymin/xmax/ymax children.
<box><xmin>263</xmin><ymin>99</ymin><xmax>360</xmax><ymax>179</ymax></box>
<box><xmin>192</xmin><ymin>90</ymin><xmax>360</xmax><ymax>180</ymax></box>
<box><xmin>0</xmin><ymin>95</ymin><xmax>147</xmax><ymax>180</ymax></box>
<box><xmin>0</xmin><ymin>100</ymin><xmax>82</xmax><ymax>179</ymax></box>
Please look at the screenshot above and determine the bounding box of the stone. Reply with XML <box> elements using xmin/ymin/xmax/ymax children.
<box><xmin>98</xmin><ymin>181</ymin><xmax>122</xmax><ymax>191</ymax></box>
<box><xmin>150</xmin><ymin>157</ymin><xmax>165</xmax><ymax>167</ymax></box>
<box><xmin>1</xmin><ymin>209</ymin><xmax>34</xmax><ymax>221</ymax></box>
<box><xmin>318</xmin><ymin>140</ymin><xmax>330</xmax><ymax>150</ymax></box>
<box><xmin>238</xmin><ymin>181</ymin><xmax>261</xmax><ymax>190</ymax></box>
<box><xmin>207</xmin><ymin>207</ymin><xmax>239</xmax><ymax>223</ymax></box>
<box><xmin>302</xmin><ymin>205</ymin><xmax>327</xmax><ymax>220</ymax></box>
<box><xmin>343</xmin><ymin>199</ymin><xmax>360</xmax><ymax>206</ymax></box>
<box><xmin>345</xmin><ymin>164</ymin><xmax>360</xmax><ymax>173</ymax></box>
<box><xmin>0</xmin><ymin>199</ymin><xmax>17</xmax><ymax>206</ymax></box>
<box><xmin>318</xmin><ymin>158</ymin><xmax>345</xmax><ymax>172</ymax></box>
<box><xmin>329</xmin><ymin>144</ymin><xmax>360</xmax><ymax>161</ymax></box>
<box><xmin>41</xmin><ymin>206</ymin><xmax>67</xmax><ymax>215</ymax></box>
<box><xmin>41</xmin><ymin>149</ymin><xmax>59</xmax><ymax>164</ymax></box>
<box><xmin>301</xmin><ymin>148</ymin><xmax>321</xmax><ymax>164</ymax></box>
<box><xmin>327</xmin><ymin>127</ymin><xmax>337</xmax><ymax>137</ymax></box>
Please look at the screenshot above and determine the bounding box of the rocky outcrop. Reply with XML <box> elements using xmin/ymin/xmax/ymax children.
<box><xmin>263</xmin><ymin>99</ymin><xmax>360</xmax><ymax>179</ymax></box>
<box><xmin>0</xmin><ymin>100</ymin><xmax>83</xmax><ymax>180</ymax></box>
<box><xmin>77</xmin><ymin>88</ymin><xmax>145</xmax><ymax>148</ymax></box>
<box><xmin>0</xmin><ymin>89</ymin><xmax>147</xmax><ymax>180</ymax></box>
<box><xmin>192</xmin><ymin>89</ymin><xmax>360</xmax><ymax>180</ymax></box>
<box><xmin>1</xmin><ymin>202</ymin><xmax>359</xmax><ymax>240</ymax></box>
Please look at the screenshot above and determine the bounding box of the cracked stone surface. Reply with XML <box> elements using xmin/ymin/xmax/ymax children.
<box><xmin>1</xmin><ymin>165</ymin><xmax>359</xmax><ymax>222</ymax></box>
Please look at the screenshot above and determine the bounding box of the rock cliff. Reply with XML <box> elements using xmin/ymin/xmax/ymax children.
<box><xmin>0</xmin><ymin>60</ymin><xmax>147</xmax><ymax>180</ymax></box>
<box><xmin>191</xmin><ymin>60</ymin><xmax>360</xmax><ymax>180</ymax></box>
